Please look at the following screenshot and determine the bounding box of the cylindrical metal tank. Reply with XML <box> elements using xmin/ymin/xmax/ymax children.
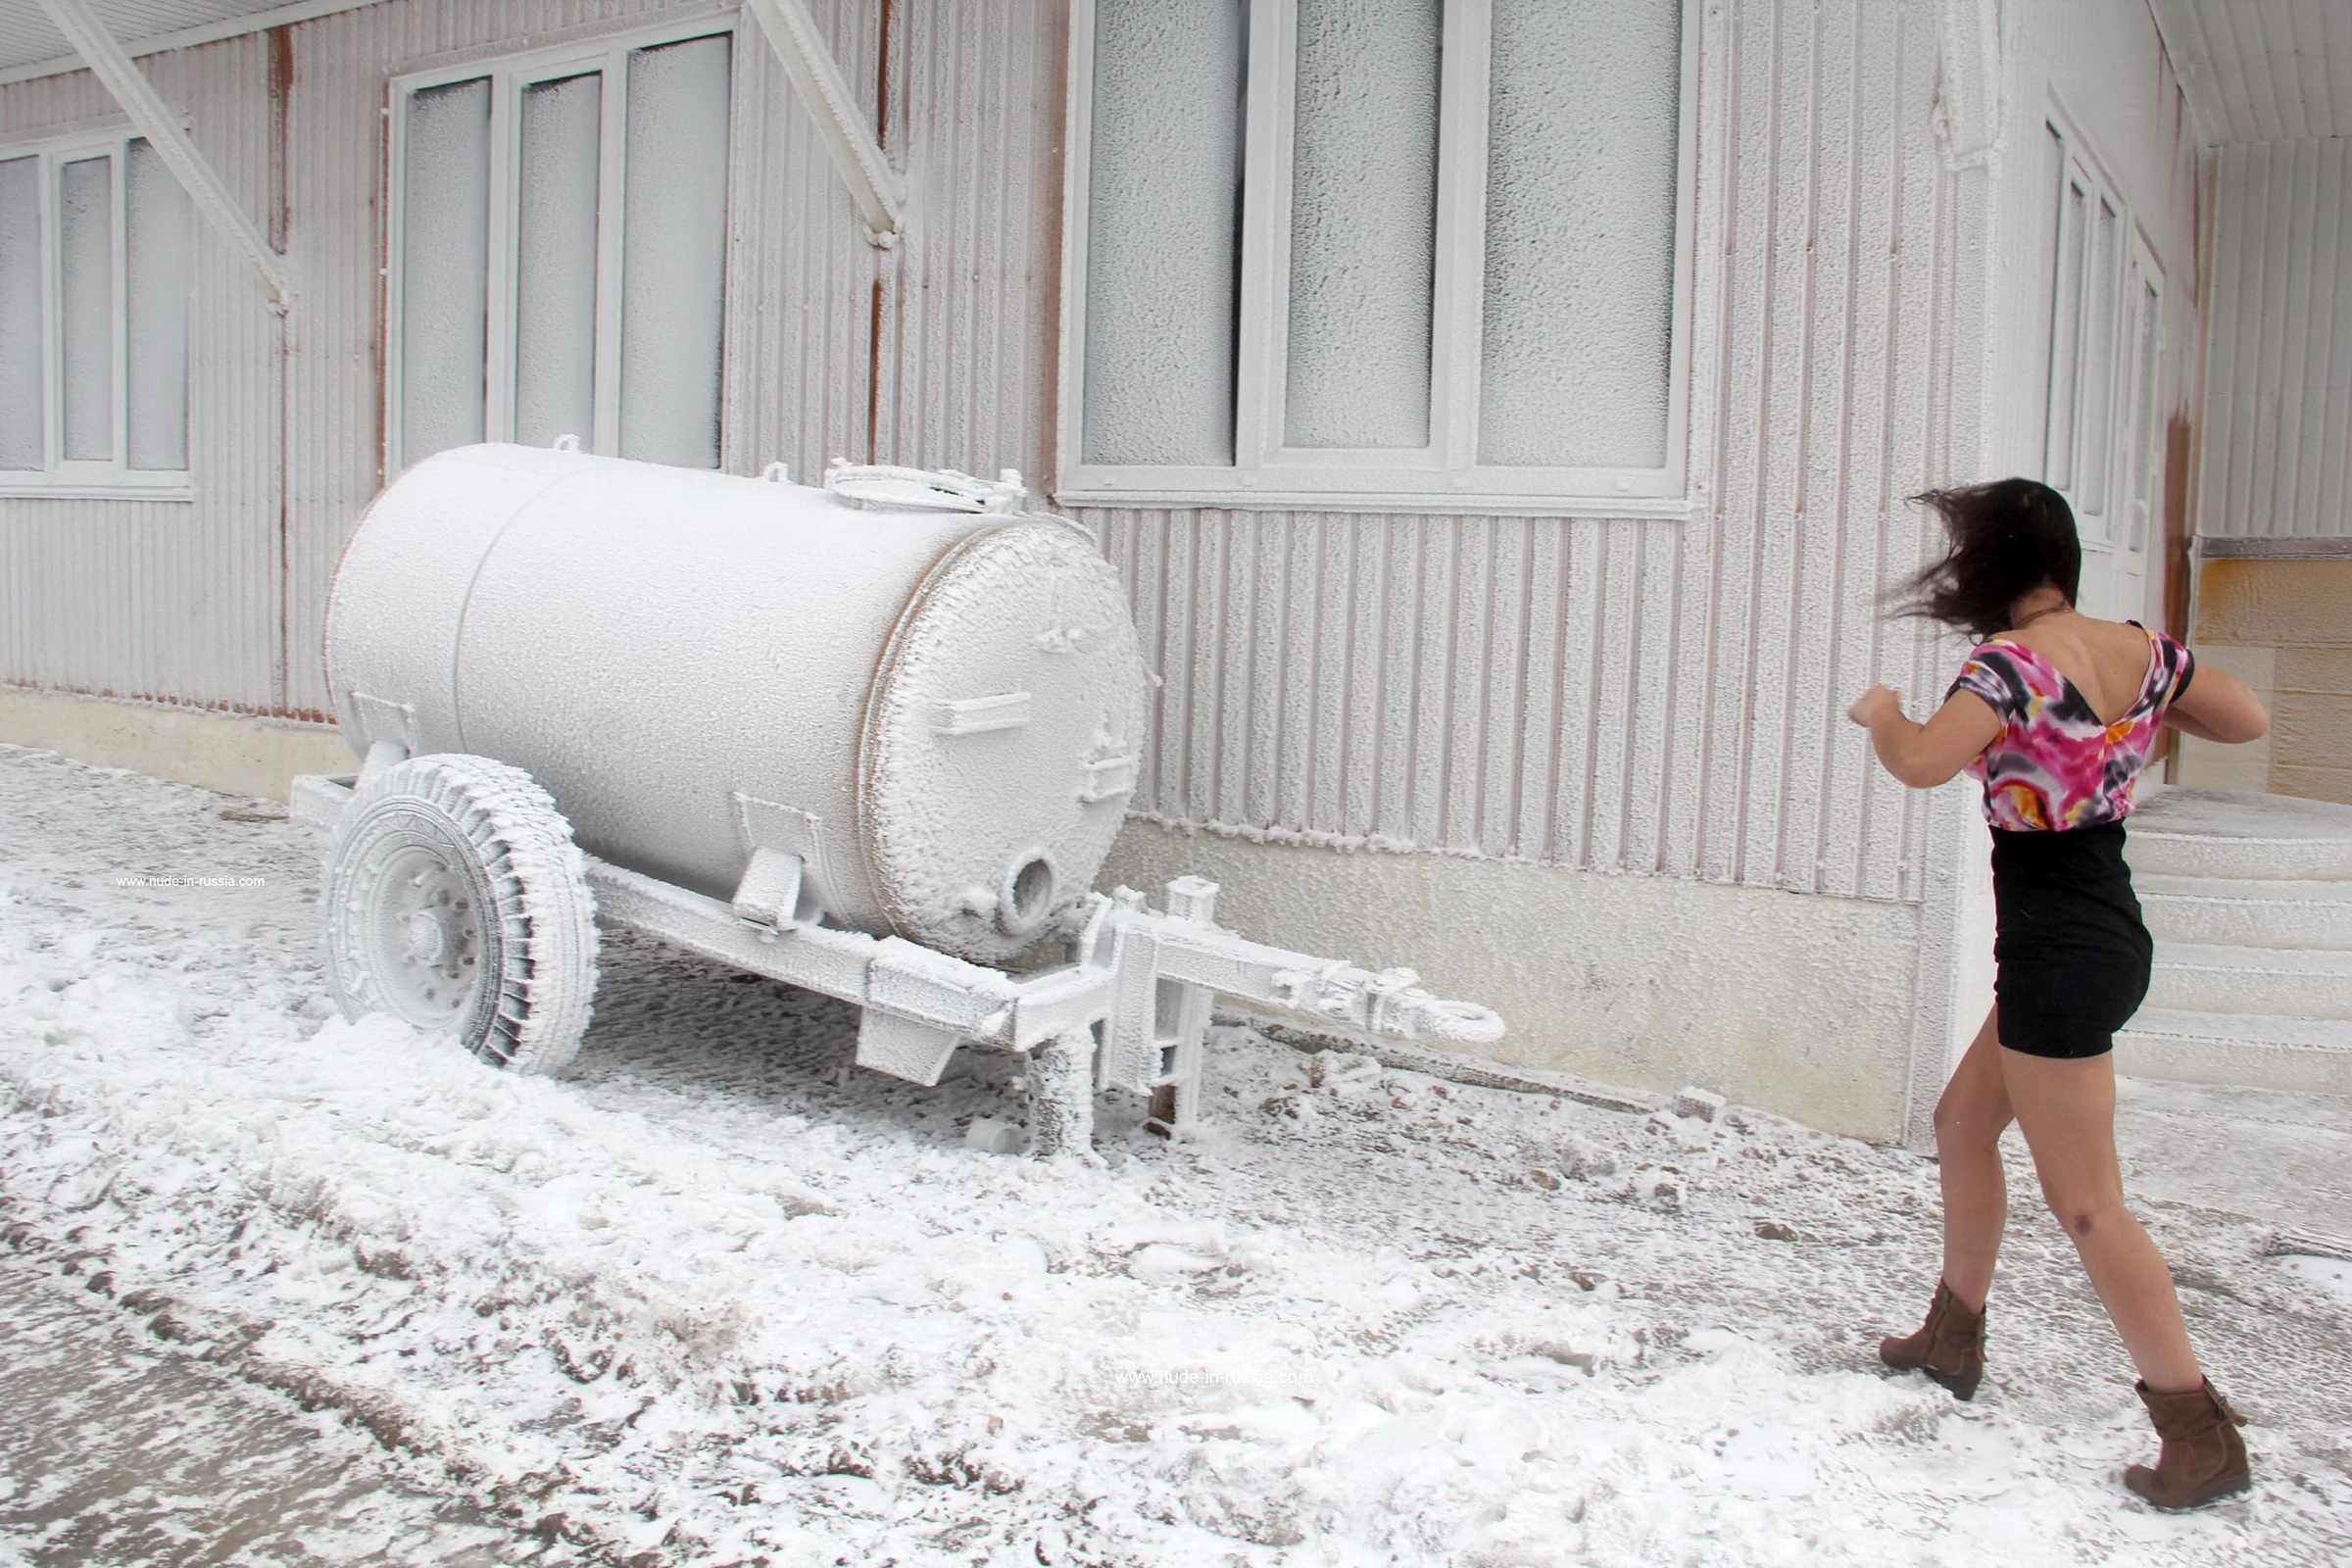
<box><xmin>325</xmin><ymin>444</ymin><xmax>1149</xmax><ymax>964</ymax></box>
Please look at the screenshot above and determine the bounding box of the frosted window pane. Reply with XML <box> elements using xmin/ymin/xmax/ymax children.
<box><xmin>619</xmin><ymin>34</ymin><xmax>730</xmax><ymax>469</ymax></box>
<box><xmin>1480</xmin><ymin>0</ymin><xmax>1682</xmax><ymax>468</ymax></box>
<box><xmin>0</xmin><ymin>158</ymin><xmax>39</xmax><ymax>469</ymax></box>
<box><xmin>1477</xmin><ymin>0</ymin><xmax>1684</xmax><ymax>465</ymax></box>
<box><xmin>2077</xmin><ymin>198</ymin><xmax>2119</xmax><ymax>514</ymax></box>
<box><xmin>125</xmin><ymin>140</ymin><xmax>191</xmax><ymax>471</ymax></box>
<box><xmin>2045</xmin><ymin>165</ymin><xmax>2085</xmax><ymax>489</ymax></box>
<box><xmin>1284</xmin><ymin>0</ymin><xmax>1438</xmax><ymax>450</ymax></box>
<box><xmin>400</xmin><ymin>77</ymin><xmax>491</xmax><ymax>467</ymax></box>
<box><xmin>60</xmin><ymin>156</ymin><xmax>113</xmax><ymax>463</ymax></box>
<box><xmin>515</xmin><ymin>73</ymin><xmax>602</xmax><ymax>451</ymax></box>
<box><xmin>1082</xmin><ymin>0</ymin><xmax>1246</xmax><ymax>466</ymax></box>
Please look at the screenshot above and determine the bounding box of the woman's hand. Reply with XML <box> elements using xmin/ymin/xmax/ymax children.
<box><xmin>1847</xmin><ymin>686</ymin><xmax>1904</xmax><ymax>729</ymax></box>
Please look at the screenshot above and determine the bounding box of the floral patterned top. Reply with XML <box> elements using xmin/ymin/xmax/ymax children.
<box><xmin>1945</xmin><ymin>623</ymin><xmax>2196</xmax><ymax>832</ymax></box>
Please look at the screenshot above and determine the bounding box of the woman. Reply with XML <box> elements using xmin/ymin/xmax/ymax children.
<box><xmin>1846</xmin><ymin>477</ymin><xmax>2271</xmax><ymax>1511</ymax></box>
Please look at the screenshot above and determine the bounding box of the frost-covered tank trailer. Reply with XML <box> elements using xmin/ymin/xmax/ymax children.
<box><xmin>293</xmin><ymin>444</ymin><xmax>1502</xmax><ymax>1152</ymax></box>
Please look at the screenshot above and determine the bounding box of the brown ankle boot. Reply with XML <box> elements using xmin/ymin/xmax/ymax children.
<box><xmin>1878</xmin><ymin>1280</ymin><xmax>1985</xmax><ymax>1399</ymax></box>
<box><xmin>2125</xmin><ymin>1379</ymin><xmax>2249</xmax><ymax>1509</ymax></box>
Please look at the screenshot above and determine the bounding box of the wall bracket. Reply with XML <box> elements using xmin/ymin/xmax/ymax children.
<box><xmin>741</xmin><ymin>0</ymin><xmax>907</xmax><ymax>242</ymax></box>
<box><xmin>38</xmin><ymin>0</ymin><xmax>295</xmax><ymax>311</ymax></box>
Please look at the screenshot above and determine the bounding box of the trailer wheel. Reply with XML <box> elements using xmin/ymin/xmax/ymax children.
<box><xmin>324</xmin><ymin>754</ymin><xmax>599</xmax><ymax>1073</ymax></box>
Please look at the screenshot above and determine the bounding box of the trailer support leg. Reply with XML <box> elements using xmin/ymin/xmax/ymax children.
<box><xmin>1146</xmin><ymin>877</ymin><xmax>1219</xmax><ymax>1139</ymax></box>
<box><xmin>1026</xmin><ymin>1026</ymin><xmax>1100</xmax><ymax>1162</ymax></box>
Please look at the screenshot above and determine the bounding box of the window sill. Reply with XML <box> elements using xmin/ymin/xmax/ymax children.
<box><xmin>1054</xmin><ymin>480</ymin><xmax>1696</xmax><ymax>520</ymax></box>
<box><xmin>0</xmin><ymin>479</ymin><xmax>194</xmax><ymax>503</ymax></box>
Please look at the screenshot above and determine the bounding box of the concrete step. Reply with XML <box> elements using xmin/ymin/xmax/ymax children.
<box><xmin>2135</xmin><ymin>874</ymin><xmax>2352</xmax><ymax>951</ymax></box>
<box><xmin>2116</xmin><ymin>1008</ymin><xmax>2352</xmax><ymax>1097</ymax></box>
<box><xmin>2128</xmin><ymin>788</ymin><xmax>2352</xmax><ymax>882</ymax></box>
<box><xmin>2147</xmin><ymin>944</ymin><xmax>2352</xmax><ymax>1020</ymax></box>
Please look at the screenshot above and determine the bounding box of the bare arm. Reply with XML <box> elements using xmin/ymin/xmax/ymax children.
<box><xmin>2165</xmin><ymin>662</ymin><xmax>2269</xmax><ymax>745</ymax></box>
<box><xmin>1846</xmin><ymin>686</ymin><xmax>2003</xmax><ymax>789</ymax></box>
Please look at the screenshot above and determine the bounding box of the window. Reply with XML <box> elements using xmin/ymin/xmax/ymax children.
<box><xmin>1058</xmin><ymin>0</ymin><xmax>1696</xmax><ymax>514</ymax></box>
<box><xmin>389</xmin><ymin>21</ymin><xmax>734</xmax><ymax>473</ymax></box>
<box><xmin>2038</xmin><ymin>116</ymin><xmax>2165</xmax><ymax>619</ymax></box>
<box><xmin>2117</xmin><ymin>241</ymin><xmax>2163</xmax><ymax>558</ymax></box>
<box><xmin>0</xmin><ymin>128</ymin><xmax>193</xmax><ymax>495</ymax></box>
<box><xmin>2042</xmin><ymin>120</ymin><xmax>2125</xmax><ymax>545</ymax></box>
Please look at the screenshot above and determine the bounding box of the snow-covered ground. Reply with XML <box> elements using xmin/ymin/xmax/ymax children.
<box><xmin>1</xmin><ymin>744</ymin><xmax>2346</xmax><ymax>1566</ymax></box>
<box><xmin>0</xmin><ymin>1247</ymin><xmax>548</xmax><ymax>1565</ymax></box>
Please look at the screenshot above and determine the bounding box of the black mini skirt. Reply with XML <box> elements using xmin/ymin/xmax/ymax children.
<box><xmin>1989</xmin><ymin>822</ymin><xmax>2153</xmax><ymax>1059</ymax></box>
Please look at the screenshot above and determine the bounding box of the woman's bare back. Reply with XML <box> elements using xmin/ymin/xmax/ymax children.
<box><xmin>1996</xmin><ymin>612</ymin><xmax>2155</xmax><ymax>726</ymax></box>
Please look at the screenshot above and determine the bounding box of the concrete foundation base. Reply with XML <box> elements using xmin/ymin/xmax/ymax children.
<box><xmin>1103</xmin><ymin>819</ymin><xmax>1927</xmax><ymax>1142</ymax></box>
<box><xmin>0</xmin><ymin>687</ymin><xmax>352</xmax><ymax>804</ymax></box>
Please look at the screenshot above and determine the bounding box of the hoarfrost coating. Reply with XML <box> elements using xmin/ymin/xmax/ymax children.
<box><xmin>323</xmin><ymin>444</ymin><xmax>1149</xmax><ymax>966</ymax></box>
<box><xmin>2</xmin><ymin>746</ymin><xmax>2349</xmax><ymax>1565</ymax></box>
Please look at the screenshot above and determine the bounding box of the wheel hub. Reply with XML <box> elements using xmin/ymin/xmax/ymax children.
<box><xmin>366</xmin><ymin>843</ymin><xmax>484</xmax><ymax>1027</ymax></box>
<box><xmin>403</xmin><ymin>909</ymin><xmax>448</xmax><ymax>962</ymax></box>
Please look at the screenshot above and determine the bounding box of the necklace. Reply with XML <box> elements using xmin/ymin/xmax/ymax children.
<box><xmin>2011</xmin><ymin>601</ymin><xmax>2073</xmax><ymax>630</ymax></box>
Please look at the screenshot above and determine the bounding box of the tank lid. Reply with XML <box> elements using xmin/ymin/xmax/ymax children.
<box><xmin>825</xmin><ymin>461</ymin><xmax>1030</xmax><ymax>514</ymax></box>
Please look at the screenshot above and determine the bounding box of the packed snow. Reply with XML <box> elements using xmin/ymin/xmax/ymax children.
<box><xmin>1</xmin><ymin>744</ymin><xmax>2347</xmax><ymax>1566</ymax></box>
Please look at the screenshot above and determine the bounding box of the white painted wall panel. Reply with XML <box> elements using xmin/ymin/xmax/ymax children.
<box><xmin>2199</xmin><ymin>137</ymin><xmax>2352</xmax><ymax>541</ymax></box>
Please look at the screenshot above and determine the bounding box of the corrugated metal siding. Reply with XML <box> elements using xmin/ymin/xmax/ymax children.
<box><xmin>0</xmin><ymin>2</ymin><xmax>386</xmax><ymax>82</ymax></box>
<box><xmin>0</xmin><ymin>34</ymin><xmax>282</xmax><ymax>714</ymax></box>
<box><xmin>2198</xmin><ymin>136</ymin><xmax>2352</xmax><ymax>542</ymax></box>
<box><xmin>2148</xmin><ymin>0</ymin><xmax>2352</xmax><ymax>146</ymax></box>
<box><xmin>868</xmin><ymin>0</ymin><xmax>1059</xmax><ymax>484</ymax></box>
<box><xmin>719</xmin><ymin>0</ymin><xmax>877</xmax><ymax>484</ymax></box>
<box><xmin>1090</xmin><ymin>0</ymin><xmax>1951</xmax><ymax>901</ymax></box>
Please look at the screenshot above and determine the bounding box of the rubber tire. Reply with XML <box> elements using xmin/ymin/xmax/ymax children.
<box><xmin>324</xmin><ymin>754</ymin><xmax>599</xmax><ymax>1073</ymax></box>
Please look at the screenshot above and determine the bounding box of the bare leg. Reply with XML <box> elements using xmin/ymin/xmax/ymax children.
<box><xmin>1999</xmin><ymin>1046</ymin><xmax>2204</xmax><ymax>1391</ymax></box>
<box><xmin>1934</xmin><ymin>1006</ymin><xmax>2014</xmax><ymax>1311</ymax></box>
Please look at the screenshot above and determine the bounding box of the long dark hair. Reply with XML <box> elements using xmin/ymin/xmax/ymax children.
<box><xmin>1894</xmin><ymin>478</ymin><xmax>2082</xmax><ymax>641</ymax></box>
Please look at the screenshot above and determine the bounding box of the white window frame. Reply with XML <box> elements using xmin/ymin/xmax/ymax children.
<box><xmin>0</xmin><ymin>119</ymin><xmax>191</xmax><ymax>500</ymax></box>
<box><xmin>2041</xmin><ymin>112</ymin><xmax>2129</xmax><ymax>550</ymax></box>
<box><xmin>2116</xmin><ymin>232</ymin><xmax>2164</xmax><ymax>559</ymax></box>
<box><xmin>1054</xmin><ymin>0</ymin><xmax>1700</xmax><ymax>516</ymax></box>
<box><xmin>384</xmin><ymin>13</ymin><xmax>738</xmax><ymax>472</ymax></box>
<box><xmin>2106</xmin><ymin>228</ymin><xmax>2165</xmax><ymax>618</ymax></box>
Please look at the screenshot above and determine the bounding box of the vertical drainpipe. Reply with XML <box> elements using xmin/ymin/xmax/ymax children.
<box><xmin>1040</xmin><ymin>0</ymin><xmax>1070</xmax><ymax>496</ymax></box>
<box><xmin>270</xmin><ymin>25</ymin><xmax>294</xmax><ymax>715</ymax></box>
<box><xmin>865</xmin><ymin>0</ymin><xmax>895</xmax><ymax>466</ymax></box>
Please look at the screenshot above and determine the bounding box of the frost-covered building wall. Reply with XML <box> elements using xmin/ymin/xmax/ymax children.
<box><xmin>0</xmin><ymin>0</ymin><xmax>2210</xmax><ymax>1140</ymax></box>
